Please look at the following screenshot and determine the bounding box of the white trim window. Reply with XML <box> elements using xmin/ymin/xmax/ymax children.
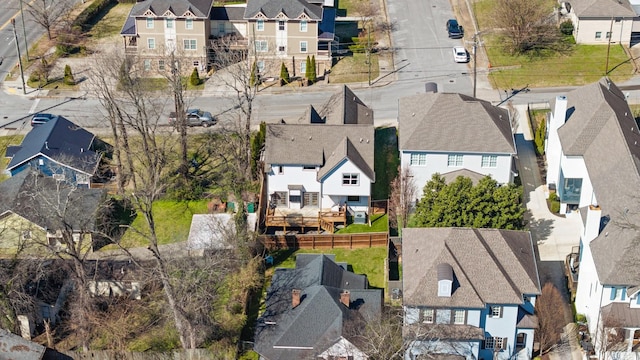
<box><xmin>453</xmin><ymin>309</ymin><xmax>465</xmax><ymax>324</ymax></box>
<box><xmin>447</xmin><ymin>154</ymin><xmax>463</xmax><ymax>167</ymax></box>
<box><xmin>183</xmin><ymin>39</ymin><xmax>197</xmax><ymax>50</ymax></box>
<box><xmin>255</xmin><ymin>40</ymin><xmax>268</xmax><ymax>52</ymax></box>
<box><xmin>256</xmin><ymin>19</ymin><xmax>265</xmax><ymax>31</ymax></box>
<box><xmin>300</xmin><ymin>41</ymin><xmax>308</xmax><ymax>53</ymax></box>
<box><xmin>421</xmin><ymin>308</ymin><xmax>434</xmax><ymax>323</ymax></box>
<box><xmin>300</xmin><ymin>61</ymin><xmax>306</xmax><ymax>74</ymax></box>
<box><xmin>158</xmin><ymin>60</ymin><xmax>165</xmax><ymax>70</ymax></box>
<box><xmin>147</xmin><ymin>38</ymin><xmax>156</xmax><ymax>49</ymax></box>
<box><xmin>342</xmin><ymin>173</ymin><xmax>359</xmax><ymax>185</ymax></box>
<box><xmin>146</xmin><ymin>18</ymin><xmax>154</xmax><ymax>29</ymax></box>
<box><xmin>489</xmin><ymin>305</ymin><xmax>502</xmax><ymax>318</ymax></box>
<box><xmin>278</xmin><ymin>20</ymin><xmax>285</xmax><ymax>31</ymax></box>
<box><xmin>484</xmin><ymin>337</ymin><xmax>505</xmax><ymax>350</ymax></box>
<box><xmin>481</xmin><ymin>155</ymin><xmax>497</xmax><ymax>168</ymax></box>
<box><xmin>410</xmin><ymin>153</ymin><xmax>427</xmax><ymax>166</ymax></box>
<box><xmin>186</xmin><ymin>18</ymin><xmax>193</xmax><ymax>30</ymax></box>
<box><xmin>257</xmin><ymin>61</ymin><xmax>265</xmax><ymax>73</ymax></box>
<box><xmin>166</xmin><ymin>18</ymin><xmax>174</xmax><ymax>28</ymax></box>
<box><xmin>300</xmin><ymin>20</ymin><xmax>308</xmax><ymax>32</ymax></box>
<box><xmin>143</xmin><ymin>59</ymin><xmax>151</xmax><ymax>71</ymax></box>
<box><xmin>595</xmin><ymin>31</ymin><xmax>602</xmax><ymax>39</ymax></box>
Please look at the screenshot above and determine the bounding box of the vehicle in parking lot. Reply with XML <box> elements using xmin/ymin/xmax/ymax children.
<box><xmin>453</xmin><ymin>46</ymin><xmax>469</xmax><ymax>63</ymax></box>
<box><xmin>30</xmin><ymin>113</ymin><xmax>58</xmax><ymax>126</ymax></box>
<box><xmin>446</xmin><ymin>19</ymin><xmax>464</xmax><ymax>39</ymax></box>
<box><xmin>169</xmin><ymin>109</ymin><xmax>216</xmax><ymax>127</ymax></box>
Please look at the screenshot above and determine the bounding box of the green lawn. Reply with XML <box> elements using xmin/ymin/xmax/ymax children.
<box><xmin>373</xmin><ymin>127</ymin><xmax>399</xmax><ymax>200</ymax></box>
<box><xmin>0</xmin><ymin>136</ymin><xmax>24</xmax><ymax>182</ymax></box>
<box><xmin>336</xmin><ymin>214</ymin><xmax>388</xmax><ymax>234</ymax></box>
<box><xmin>330</xmin><ymin>53</ymin><xmax>380</xmax><ymax>83</ymax></box>
<box><xmin>105</xmin><ymin>199</ymin><xmax>210</xmax><ymax>249</ymax></box>
<box><xmin>272</xmin><ymin>247</ymin><xmax>388</xmax><ymax>289</ymax></box>
<box><xmin>86</xmin><ymin>2</ymin><xmax>134</xmax><ymax>41</ymax></box>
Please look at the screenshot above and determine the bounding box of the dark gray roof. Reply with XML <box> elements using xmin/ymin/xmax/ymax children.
<box><xmin>254</xmin><ymin>254</ymin><xmax>382</xmax><ymax>360</ymax></box>
<box><xmin>0</xmin><ymin>329</ymin><xmax>45</xmax><ymax>360</ymax></box>
<box><xmin>6</xmin><ymin>116</ymin><xmax>100</xmax><ymax>175</ymax></box>
<box><xmin>558</xmin><ymin>78</ymin><xmax>640</xmax><ymax>285</ymax></box>
<box><xmin>129</xmin><ymin>0</ymin><xmax>214</xmax><ymax>18</ymax></box>
<box><xmin>0</xmin><ymin>170</ymin><xmax>105</xmax><ymax>232</ymax></box>
<box><xmin>120</xmin><ymin>16</ymin><xmax>136</xmax><ymax>35</ymax></box>
<box><xmin>297</xmin><ymin>86</ymin><xmax>374</xmax><ymax>125</ymax></box>
<box><xmin>571</xmin><ymin>0</ymin><xmax>636</xmax><ymax>17</ymax></box>
<box><xmin>244</xmin><ymin>0</ymin><xmax>322</xmax><ymax>20</ymax></box>
<box><xmin>211</xmin><ymin>6</ymin><xmax>246</xmax><ymax>20</ymax></box>
<box><xmin>402</xmin><ymin>228</ymin><xmax>541</xmax><ymax>307</ymax></box>
<box><xmin>601</xmin><ymin>302</ymin><xmax>640</xmax><ymax>327</ymax></box>
<box><xmin>398</xmin><ymin>93</ymin><xmax>515</xmax><ymax>154</ymax></box>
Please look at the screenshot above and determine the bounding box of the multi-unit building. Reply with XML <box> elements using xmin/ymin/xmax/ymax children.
<box><xmin>546</xmin><ymin>77</ymin><xmax>640</xmax><ymax>359</ymax></box>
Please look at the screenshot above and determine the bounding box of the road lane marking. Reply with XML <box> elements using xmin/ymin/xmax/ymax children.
<box><xmin>0</xmin><ymin>0</ymin><xmax>37</xmax><ymax>32</ymax></box>
<box><xmin>28</xmin><ymin>98</ymin><xmax>40</xmax><ymax>114</ymax></box>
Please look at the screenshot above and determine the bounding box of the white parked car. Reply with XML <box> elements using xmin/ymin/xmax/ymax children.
<box><xmin>453</xmin><ymin>47</ymin><xmax>469</xmax><ymax>63</ymax></box>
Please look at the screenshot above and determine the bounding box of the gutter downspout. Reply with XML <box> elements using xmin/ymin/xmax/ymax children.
<box><xmin>594</xmin><ymin>282</ymin><xmax>605</xmax><ymax>356</ymax></box>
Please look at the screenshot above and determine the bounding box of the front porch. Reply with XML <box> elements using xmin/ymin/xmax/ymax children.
<box><xmin>265</xmin><ymin>206</ymin><xmax>346</xmax><ymax>234</ymax></box>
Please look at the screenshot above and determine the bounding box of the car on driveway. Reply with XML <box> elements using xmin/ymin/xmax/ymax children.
<box><xmin>453</xmin><ymin>46</ymin><xmax>469</xmax><ymax>63</ymax></box>
<box><xmin>30</xmin><ymin>113</ymin><xmax>58</xmax><ymax>126</ymax></box>
<box><xmin>446</xmin><ymin>19</ymin><xmax>464</xmax><ymax>39</ymax></box>
<box><xmin>169</xmin><ymin>109</ymin><xmax>216</xmax><ymax>127</ymax></box>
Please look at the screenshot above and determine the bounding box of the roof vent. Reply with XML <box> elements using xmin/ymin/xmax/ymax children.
<box><xmin>45</xmin><ymin>141</ymin><xmax>49</xmax><ymax>150</ymax></box>
<box><xmin>291</xmin><ymin>137</ymin><xmax>294</xmax><ymax>141</ymax></box>
<box><xmin>359</xmin><ymin>138</ymin><xmax>363</xmax><ymax>143</ymax></box>
<box><xmin>412</xmin><ymin>113</ymin><xmax>415</xmax><ymax>117</ymax></box>
<box><xmin>366</xmin><ymin>139</ymin><xmax>369</xmax><ymax>143</ymax></box>
<box><xmin>309</xmin><ymin>136</ymin><xmax>312</xmax><ymax>140</ymax></box>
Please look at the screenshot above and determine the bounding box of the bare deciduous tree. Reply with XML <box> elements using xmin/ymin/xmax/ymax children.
<box><xmin>535</xmin><ymin>283</ymin><xmax>567</xmax><ymax>354</ymax></box>
<box><xmin>25</xmin><ymin>0</ymin><xmax>71</xmax><ymax>40</ymax></box>
<box><xmin>388</xmin><ymin>166</ymin><xmax>416</xmax><ymax>231</ymax></box>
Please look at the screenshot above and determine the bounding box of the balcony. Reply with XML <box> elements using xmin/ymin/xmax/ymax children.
<box><xmin>265</xmin><ymin>207</ymin><xmax>346</xmax><ymax>234</ymax></box>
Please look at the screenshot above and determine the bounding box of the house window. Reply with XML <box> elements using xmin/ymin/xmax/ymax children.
<box><xmin>193</xmin><ymin>61</ymin><xmax>200</xmax><ymax>68</ymax></box>
<box><xmin>278</xmin><ymin>166</ymin><xmax>284</xmax><ymax>174</ymax></box>
<box><xmin>410</xmin><ymin>153</ymin><xmax>427</xmax><ymax>166</ymax></box>
<box><xmin>147</xmin><ymin>38</ymin><xmax>156</xmax><ymax>49</ymax></box>
<box><xmin>489</xmin><ymin>305</ymin><xmax>502</xmax><ymax>318</ymax></box>
<box><xmin>300</xmin><ymin>20</ymin><xmax>308</xmax><ymax>32</ymax></box>
<box><xmin>453</xmin><ymin>310</ymin><xmax>465</xmax><ymax>324</ymax></box>
<box><xmin>257</xmin><ymin>61</ymin><xmax>265</xmax><ymax>73</ymax></box>
<box><xmin>303</xmin><ymin>165</ymin><xmax>315</xmax><ymax>170</ymax></box>
<box><xmin>72</xmin><ymin>233</ymin><xmax>81</xmax><ymax>243</ymax></box>
<box><xmin>303</xmin><ymin>192</ymin><xmax>319</xmax><ymax>207</ymax></box>
<box><xmin>447</xmin><ymin>154</ymin><xmax>463</xmax><ymax>167</ymax></box>
<box><xmin>273</xmin><ymin>191</ymin><xmax>288</xmax><ymax>206</ymax></box>
<box><xmin>255</xmin><ymin>40</ymin><xmax>268</xmax><ymax>52</ymax></box>
<box><xmin>290</xmin><ymin>195</ymin><xmax>301</xmax><ymax>203</ymax></box>
<box><xmin>21</xmin><ymin>231</ymin><xmax>31</xmax><ymax>240</ymax></box>
<box><xmin>595</xmin><ymin>31</ymin><xmax>602</xmax><ymax>39</ymax></box>
<box><xmin>183</xmin><ymin>39</ymin><xmax>197</xmax><ymax>50</ymax></box>
<box><xmin>347</xmin><ymin>196</ymin><xmax>360</xmax><ymax>202</ymax></box>
<box><xmin>166</xmin><ymin>18</ymin><xmax>174</xmax><ymax>28</ymax></box>
<box><xmin>256</xmin><ymin>19</ymin><xmax>264</xmax><ymax>31</ymax></box>
<box><xmin>186</xmin><ymin>18</ymin><xmax>193</xmax><ymax>30</ymax></box>
<box><xmin>146</xmin><ymin>18</ymin><xmax>154</xmax><ymax>29</ymax></box>
<box><xmin>481</xmin><ymin>155</ymin><xmax>497</xmax><ymax>168</ymax></box>
<box><xmin>278</xmin><ymin>20</ymin><xmax>285</xmax><ymax>31</ymax></box>
<box><xmin>516</xmin><ymin>333</ymin><xmax>526</xmax><ymax>347</ymax></box>
<box><xmin>484</xmin><ymin>337</ymin><xmax>506</xmax><ymax>350</ymax></box>
<box><xmin>218</xmin><ymin>22</ymin><xmax>225</xmax><ymax>34</ymax></box>
<box><xmin>606</xmin><ymin>32</ymin><xmax>611</xmax><ymax>39</ymax></box>
<box><xmin>342</xmin><ymin>173</ymin><xmax>359</xmax><ymax>185</ymax></box>
<box><xmin>144</xmin><ymin>59</ymin><xmax>151</xmax><ymax>71</ymax></box>
<box><xmin>77</xmin><ymin>173</ymin><xmax>90</xmax><ymax>185</ymax></box>
<box><xmin>300</xmin><ymin>41</ymin><xmax>308</xmax><ymax>52</ymax></box>
<box><xmin>278</xmin><ymin>45</ymin><xmax>286</xmax><ymax>53</ymax></box>
<box><xmin>560</xmin><ymin>177</ymin><xmax>582</xmax><ymax>204</ymax></box>
<box><xmin>610</xmin><ymin>287</ymin><xmax>626</xmax><ymax>301</ymax></box>
<box><xmin>421</xmin><ymin>308</ymin><xmax>434</xmax><ymax>323</ymax></box>
<box><xmin>38</xmin><ymin>159</ymin><xmax>44</xmax><ymax>166</ymax></box>
<box><xmin>53</xmin><ymin>173</ymin><xmax>65</xmax><ymax>181</ymax></box>
<box><xmin>300</xmin><ymin>61</ymin><xmax>306</xmax><ymax>74</ymax></box>
<box><xmin>158</xmin><ymin>60</ymin><xmax>165</xmax><ymax>70</ymax></box>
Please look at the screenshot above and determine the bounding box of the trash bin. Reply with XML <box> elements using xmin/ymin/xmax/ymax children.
<box><xmin>227</xmin><ymin>202</ymin><xmax>235</xmax><ymax>212</ymax></box>
<box><xmin>247</xmin><ymin>202</ymin><xmax>255</xmax><ymax>213</ymax></box>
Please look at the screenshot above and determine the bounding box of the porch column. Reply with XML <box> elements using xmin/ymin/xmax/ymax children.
<box><xmin>627</xmin><ymin>328</ymin><xmax>634</xmax><ymax>352</ymax></box>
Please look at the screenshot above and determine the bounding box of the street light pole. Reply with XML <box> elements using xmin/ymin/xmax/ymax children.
<box><xmin>11</xmin><ymin>18</ymin><xmax>27</xmax><ymax>95</ymax></box>
<box><xmin>19</xmin><ymin>0</ymin><xmax>29</xmax><ymax>61</ymax></box>
<box><xmin>473</xmin><ymin>33</ymin><xmax>478</xmax><ymax>98</ymax></box>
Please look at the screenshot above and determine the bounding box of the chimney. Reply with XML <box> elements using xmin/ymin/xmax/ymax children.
<box><xmin>340</xmin><ymin>290</ymin><xmax>350</xmax><ymax>307</ymax></box>
<box><xmin>292</xmin><ymin>289</ymin><xmax>301</xmax><ymax>308</ymax></box>
<box><xmin>584</xmin><ymin>205</ymin><xmax>602</xmax><ymax>243</ymax></box>
<box><xmin>45</xmin><ymin>141</ymin><xmax>49</xmax><ymax>150</ymax></box>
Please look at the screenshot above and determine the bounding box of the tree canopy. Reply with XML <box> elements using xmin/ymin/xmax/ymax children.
<box><xmin>411</xmin><ymin>174</ymin><xmax>524</xmax><ymax>230</ymax></box>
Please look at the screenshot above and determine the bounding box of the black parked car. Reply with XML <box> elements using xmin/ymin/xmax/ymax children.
<box><xmin>446</xmin><ymin>19</ymin><xmax>464</xmax><ymax>39</ymax></box>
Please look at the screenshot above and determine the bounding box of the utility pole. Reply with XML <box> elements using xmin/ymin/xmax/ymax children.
<box><xmin>367</xmin><ymin>20</ymin><xmax>372</xmax><ymax>86</ymax></box>
<box><xmin>11</xmin><ymin>18</ymin><xmax>26</xmax><ymax>95</ymax></box>
<box><xmin>473</xmin><ymin>33</ymin><xmax>478</xmax><ymax>98</ymax></box>
<box><xmin>19</xmin><ymin>0</ymin><xmax>29</xmax><ymax>61</ymax></box>
<box><xmin>605</xmin><ymin>17</ymin><xmax>614</xmax><ymax>75</ymax></box>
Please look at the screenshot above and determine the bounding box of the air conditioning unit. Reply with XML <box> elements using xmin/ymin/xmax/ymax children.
<box><xmin>353</xmin><ymin>211</ymin><xmax>367</xmax><ymax>225</ymax></box>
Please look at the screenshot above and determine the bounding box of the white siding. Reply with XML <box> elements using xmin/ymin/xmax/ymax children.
<box><xmin>573</xmin><ymin>17</ymin><xmax>633</xmax><ymax>46</ymax></box>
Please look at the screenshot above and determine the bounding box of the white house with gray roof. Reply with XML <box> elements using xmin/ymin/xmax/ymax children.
<box><xmin>561</xmin><ymin>0</ymin><xmax>638</xmax><ymax>46</ymax></box>
<box><xmin>546</xmin><ymin>78</ymin><xmax>640</xmax><ymax>359</ymax></box>
<box><xmin>264</xmin><ymin>86</ymin><xmax>374</xmax><ymax>217</ymax></box>
<box><xmin>402</xmin><ymin>228</ymin><xmax>541</xmax><ymax>360</ymax></box>
<box><xmin>398</xmin><ymin>93</ymin><xmax>516</xmax><ymax>201</ymax></box>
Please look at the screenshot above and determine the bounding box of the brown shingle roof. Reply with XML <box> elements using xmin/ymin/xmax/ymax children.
<box><xmin>402</xmin><ymin>228</ymin><xmax>540</xmax><ymax>307</ymax></box>
<box><xmin>398</xmin><ymin>93</ymin><xmax>515</xmax><ymax>154</ymax></box>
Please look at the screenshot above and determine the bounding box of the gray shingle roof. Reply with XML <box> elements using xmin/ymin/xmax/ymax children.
<box><xmin>402</xmin><ymin>228</ymin><xmax>541</xmax><ymax>307</ymax></box>
<box><xmin>441</xmin><ymin>169</ymin><xmax>487</xmax><ymax>185</ymax></box>
<box><xmin>571</xmin><ymin>0</ymin><xmax>636</xmax><ymax>17</ymax></box>
<box><xmin>0</xmin><ymin>329</ymin><xmax>45</xmax><ymax>360</ymax></box>
<box><xmin>558</xmin><ymin>78</ymin><xmax>640</xmax><ymax>285</ymax></box>
<box><xmin>297</xmin><ymin>85</ymin><xmax>374</xmax><ymax>125</ymax></box>
<box><xmin>6</xmin><ymin>116</ymin><xmax>100</xmax><ymax>175</ymax></box>
<box><xmin>0</xmin><ymin>170</ymin><xmax>105</xmax><ymax>232</ymax></box>
<box><xmin>254</xmin><ymin>254</ymin><xmax>382</xmax><ymax>360</ymax></box>
<box><xmin>129</xmin><ymin>0</ymin><xmax>214</xmax><ymax>18</ymax></box>
<box><xmin>398</xmin><ymin>93</ymin><xmax>515</xmax><ymax>154</ymax></box>
<box><xmin>244</xmin><ymin>0</ymin><xmax>322</xmax><ymax>20</ymax></box>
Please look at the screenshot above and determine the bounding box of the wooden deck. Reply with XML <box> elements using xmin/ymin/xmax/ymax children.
<box><xmin>265</xmin><ymin>208</ymin><xmax>346</xmax><ymax>234</ymax></box>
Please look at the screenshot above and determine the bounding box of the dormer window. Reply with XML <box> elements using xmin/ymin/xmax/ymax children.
<box><xmin>437</xmin><ymin>263</ymin><xmax>453</xmax><ymax>297</ymax></box>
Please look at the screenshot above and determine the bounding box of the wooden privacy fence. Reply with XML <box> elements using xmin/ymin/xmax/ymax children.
<box><xmin>259</xmin><ymin>232</ymin><xmax>388</xmax><ymax>250</ymax></box>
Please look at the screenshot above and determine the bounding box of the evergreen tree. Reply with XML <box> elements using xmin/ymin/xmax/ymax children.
<box><xmin>305</xmin><ymin>56</ymin><xmax>311</xmax><ymax>81</ymax></box>
<box><xmin>189</xmin><ymin>67</ymin><xmax>201</xmax><ymax>86</ymax></box>
<box><xmin>63</xmin><ymin>64</ymin><xmax>75</xmax><ymax>85</ymax></box>
<box><xmin>535</xmin><ymin>118</ymin><xmax>546</xmax><ymax>155</ymax></box>
<box><xmin>279</xmin><ymin>62</ymin><xmax>290</xmax><ymax>85</ymax></box>
<box><xmin>250</xmin><ymin>61</ymin><xmax>257</xmax><ymax>87</ymax></box>
<box><xmin>309</xmin><ymin>55</ymin><xmax>317</xmax><ymax>84</ymax></box>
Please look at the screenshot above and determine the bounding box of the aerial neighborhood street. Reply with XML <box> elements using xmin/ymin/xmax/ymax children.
<box><xmin>0</xmin><ymin>0</ymin><xmax>640</xmax><ymax>358</ymax></box>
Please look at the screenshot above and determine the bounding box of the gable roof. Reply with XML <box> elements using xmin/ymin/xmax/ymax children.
<box><xmin>297</xmin><ymin>85</ymin><xmax>374</xmax><ymax>125</ymax></box>
<box><xmin>0</xmin><ymin>170</ymin><xmax>105</xmax><ymax>232</ymax></box>
<box><xmin>571</xmin><ymin>0</ymin><xmax>636</xmax><ymax>17</ymax></box>
<box><xmin>254</xmin><ymin>254</ymin><xmax>382</xmax><ymax>360</ymax></box>
<box><xmin>441</xmin><ymin>169</ymin><xmax>488</xmax><ymax>185</ymax></box>
<box><xmin>557</xmin><ymin>78</ymin><xmax>640</xmax><ymax>285</ymax></box>
<box><xmin>398</xmin><ymin>93</ymin><xmax>515</xmax><ymax>154</ymax></box>
<box><xmin>6</xmin><ymin>116</ymin><xmax>100</xmax><ymax>175</ymax></box>
<box><xmin>402</xmin><ymin>228</ymin><xmax>541</xmax><ymax>307</ymax></box>
<box><xmin>244</xmin><ymin>0</ymin><xmax>323</xmax><ymax>20</ymax></box>
<box><xmin>128</xmin><ymin>0</ymin><xmax>214</xmax><ymax>18</ymax></box>
<box><xmin>211</xmin><ymin>5</ymin><xmax>246</xmax><ymax>20</ymax></box>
